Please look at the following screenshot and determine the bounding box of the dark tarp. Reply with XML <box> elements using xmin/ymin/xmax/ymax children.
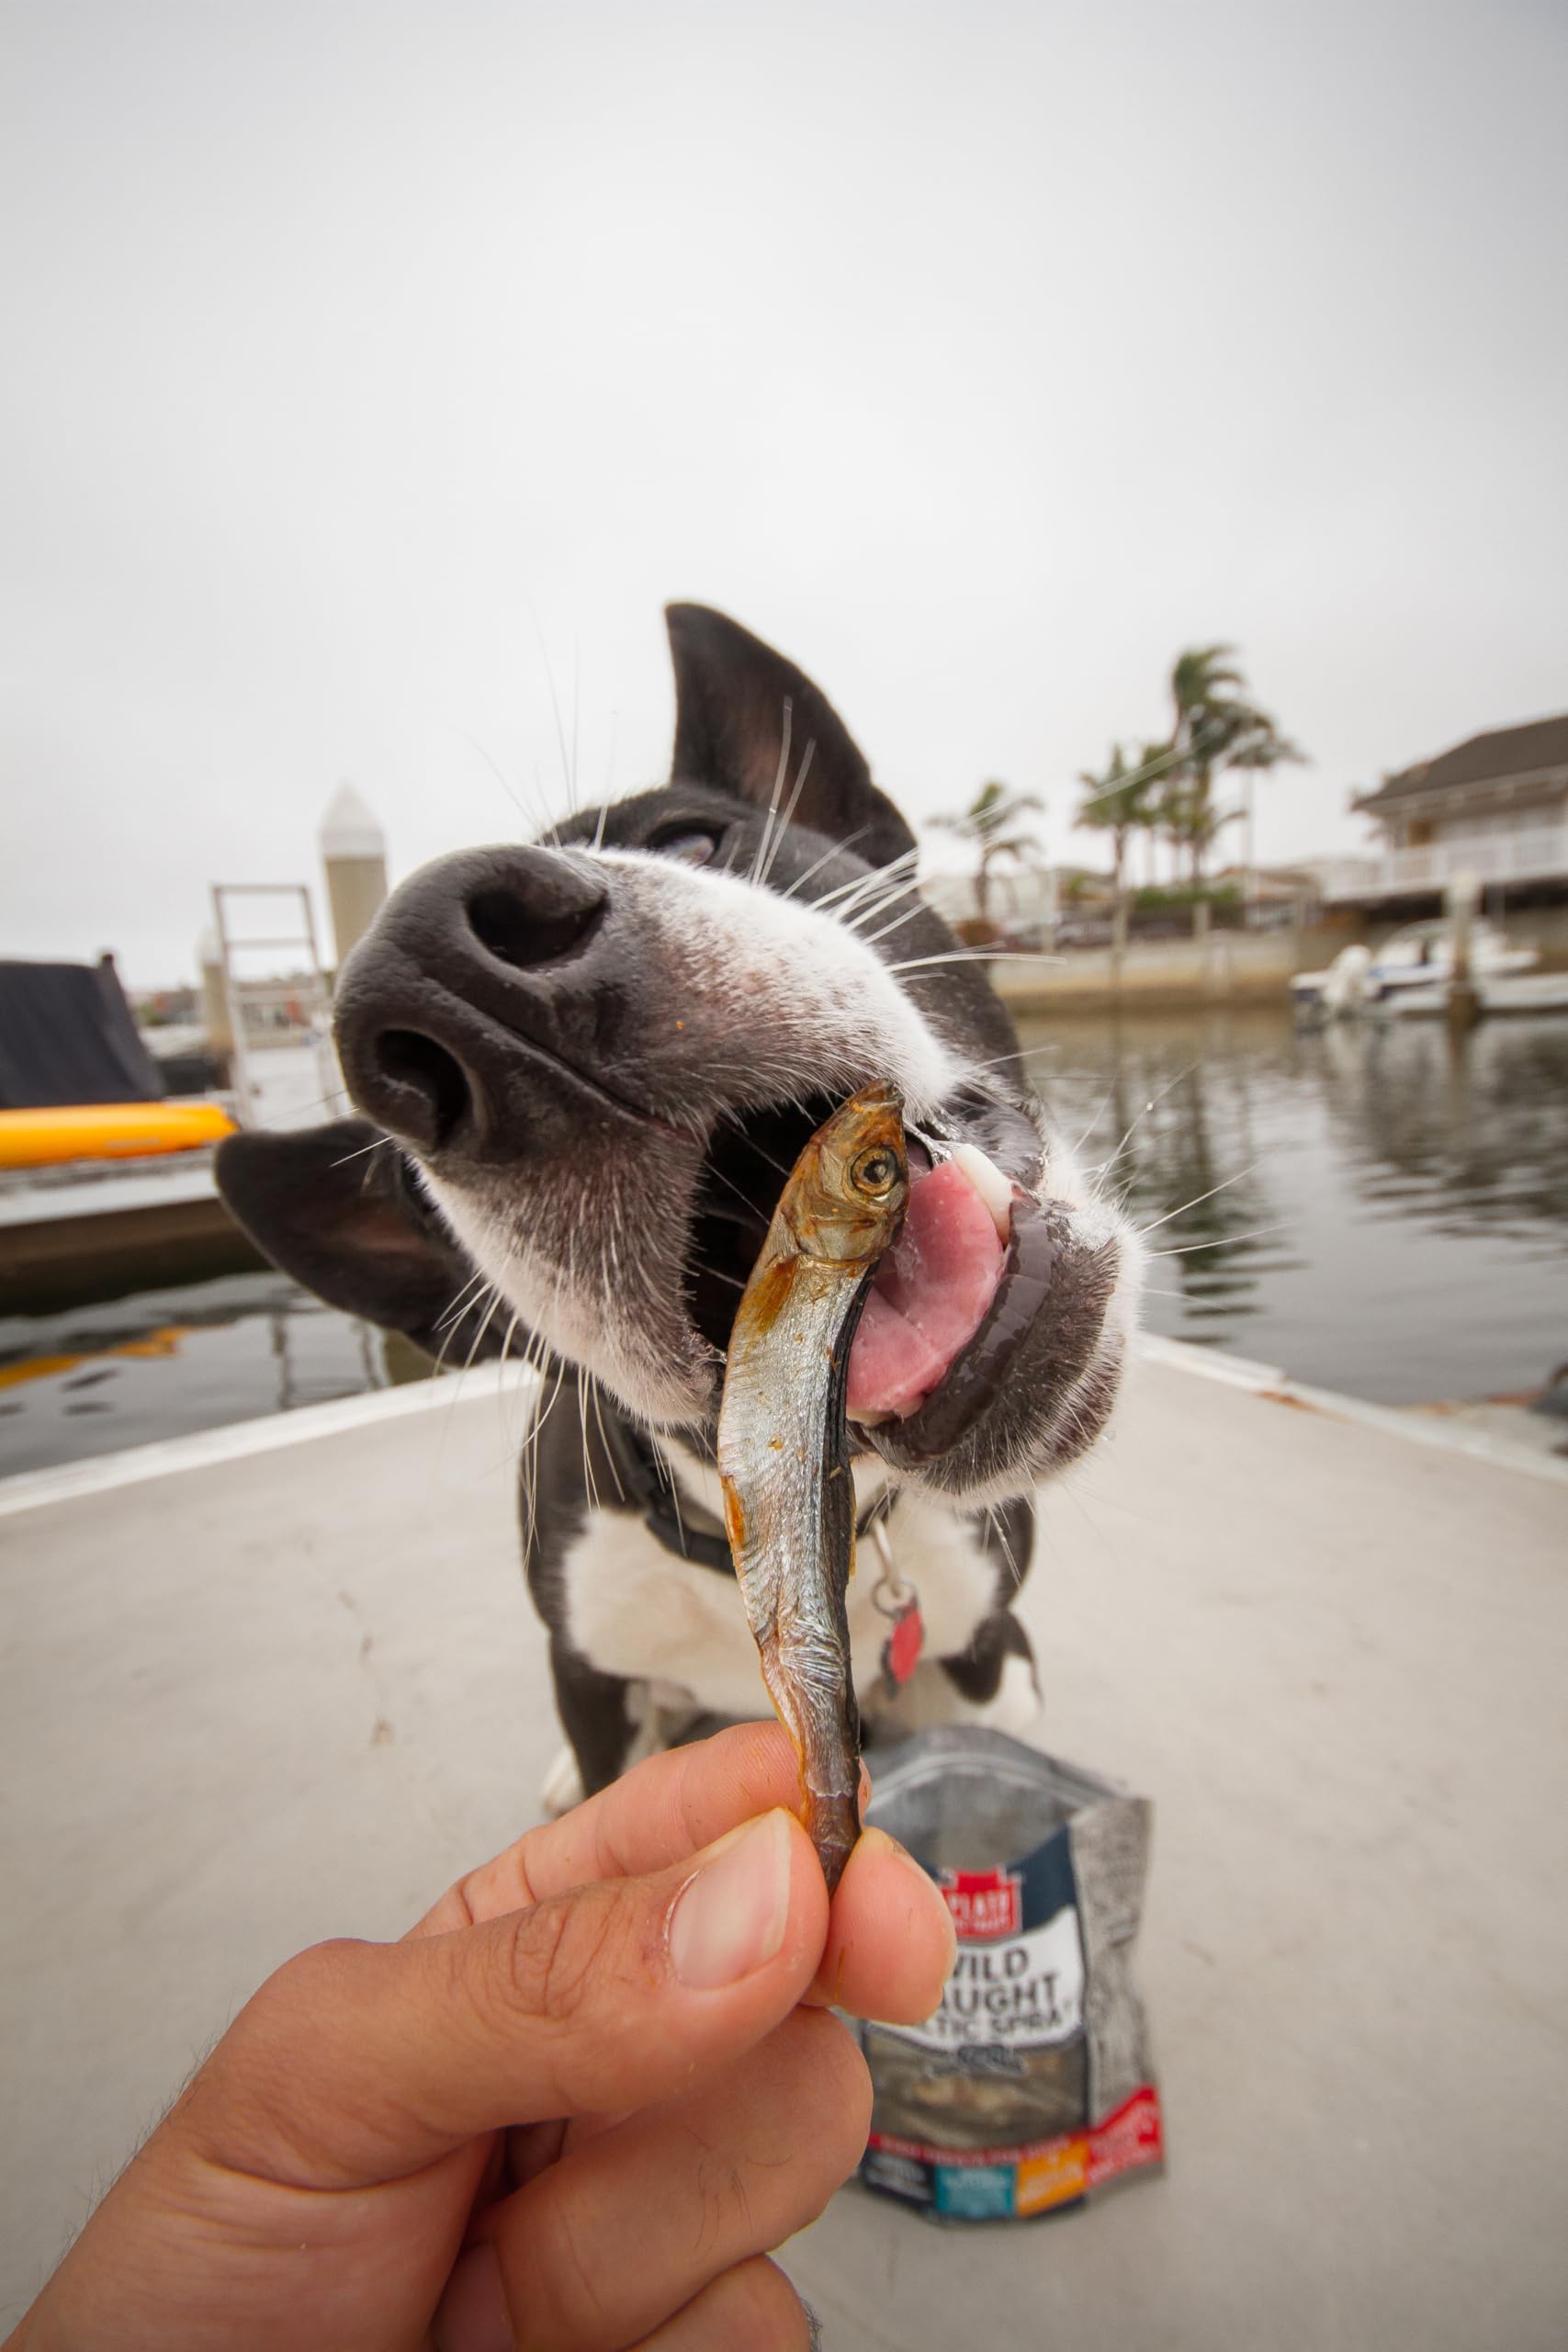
<box><xmin>0</xmin><ymin>957</ymin><xmax>166</xmax><ymax>1109</ymax></box>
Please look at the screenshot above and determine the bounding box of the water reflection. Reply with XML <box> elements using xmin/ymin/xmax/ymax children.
<box><xmin>1318</xmin><ymin>1018</ymin><xmax>1568</xmax><ymax>1245</ymax></box>
<box><xmin>1020</xmin><ymin>1008</ymin><xmax>1568</xmax><ymax>1404</ymax></box>
<box><xmin>0</xmin><ymin>1271</ymin><xmax>432</xmax><ymax>1477</ymax></box>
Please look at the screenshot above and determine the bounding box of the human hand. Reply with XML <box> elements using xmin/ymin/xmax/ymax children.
<box><xmin>10</xmin><ymin>1723</ymin><xmax>954</xmax><ymax>2351</ymax></box>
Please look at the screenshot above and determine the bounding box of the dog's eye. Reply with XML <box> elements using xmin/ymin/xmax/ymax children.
<box><xmin>649</xmin><ymin>827</ymin><xmax>720</xmax><ymax>866</ymax></box>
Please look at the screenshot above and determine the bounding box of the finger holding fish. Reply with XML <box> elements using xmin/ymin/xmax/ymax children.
<box><xmin>415</xmin><ymin>1724</ymin><xmax>953</xmax><ymax>2027</ymax></box>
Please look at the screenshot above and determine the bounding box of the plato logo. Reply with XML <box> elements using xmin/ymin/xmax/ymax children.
<box><xmin>940</xmin><ymin>1865</ymin><xmax>1023</xmax><ymax>1942</ymax></box>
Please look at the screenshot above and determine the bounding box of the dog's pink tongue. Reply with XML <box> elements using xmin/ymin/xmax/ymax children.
<box><xmin>847</xmin><ymin>1159</ymin><xmax>1007</xmax><ymax>1420</ymax></box>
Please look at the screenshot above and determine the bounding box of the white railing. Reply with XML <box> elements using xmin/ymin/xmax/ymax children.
<box><xmin>1323</xmin><ymin>828</ymin><xmax>1568</xmax><ymax>901</ymax></box>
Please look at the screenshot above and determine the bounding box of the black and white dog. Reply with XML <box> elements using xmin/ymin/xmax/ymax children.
<box><xmin>218</xmin><ymin>607</ymin><xmax>1143</xmax><ymax>1809</ymax></box>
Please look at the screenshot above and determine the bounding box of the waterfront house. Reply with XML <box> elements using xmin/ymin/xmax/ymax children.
<box><xmin>1324</xmin><ymin>714</ymin><xmax>1568</xmax><ymax>907</ymax></box>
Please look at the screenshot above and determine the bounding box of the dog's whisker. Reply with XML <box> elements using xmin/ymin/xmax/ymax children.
<box><xmin>1087</xmin><ymin>1061</ymin><xmax>1200</xmax><ymax>1184</ymax></box>
<box><xmin>587</xmin><ymin>1374</ymin><xmax>626</xmax><ymax>1503</ymax></box>
<box><xmin>460</xmin><ymin>1285</ymin><xmax>506</xmax><ymax>1375</ymax></box>
<box><xmin>570</xmin><ymin>638</ymin><xmax>581</xmax><ymax>817</ymax></box>
<box><xmin>840</xmin><ymin>877</ymin><xmax>925</xmax><ymax>935</ymax></box>
<box><xmin>577</xmin><ymin>1365</ymin><xmax>603</xmax><ymax>1516</ymax></box>
<box><xmin>657</xmin><ymin>1438</ymin><xmax>688</xmax><ymax>1552</ymax></box>
<box><xmin>710</xmin><ymin>1111</ymin><xmax>796</xmax><ymax>1184</ymax></box>
<box><xmin>777</xmin><ymin>823</ymin><xmax>875</xmax><ymax>903</ymax></box>
<box><xmin>523</xmin><ymin>1339</ymin><xmax>566</xmax><ymax>1528</ymax></box>
<box><xmin>756</xmin><ymin>737</ymin><xmax>818</xmax><ymax>892</ymax></box>
<box><xmin>434</xmin><ymin>1268</ymin><xmax>492</xmax><ymax>1338</ymax></box>
<box><xmin>600</xmin><ymin>703</ymin><xmax>620</xmax><ymax>818</ymax></box>
<box><xmin>699</xmin><ymin>1152</ymin><xmax>781</xmax><ymax>1221</ymax></box>
<box><xmin>813</xmin><ymin>845</ymin><xmax>921</xmax><ymax>916</ymax></box>
<box><xmin>857</xmin><ymin>903</ymin><xmax>928</xmax><ymax>950</ymax></box>
<box><xmin>448</xmin><ymin>723</ymin><xmax>545</xmax><ymax>841</ymax></box>
<box><xmin>529</xmin><ymin>605</ymin><xmax>577</xmax><ymax>828</ymax></box>
<box><xmin>516</xmin><ymin>1329</ymin><xmax>552</xmax><ymax>1561</ymax></box>
<box><xmin>750</xmin><ymin>696</ymin><xmax>794</xmax><ymax>888</ymax></box>
<box><xmin>886</xmin><ymin>950</ymin><xmax>1065</xmax><ymax>975</ymax></box>
<box><xmin>957</xmin><ymin>1048</ymin><xmax>1032</xmax><ymax>1081</ymax></box>
<box><xmin>1066</xmin><ymin>1079</ymin><xmax>1119</xmax><ymax>1159</ymax></box>
<box><xmin>329</xmin><ymin>1135</ymin><xmax>394</xmax><ymax>1170</ymax></box>
<box><xmin>832</xmin><ymin>854</ymin><xmax>924</xmax><ymax>915</ymax></box>
<box><xmin>430</xmin><ymin>1283</ymin><xmax>492</xmax><ymax>1370</ymax></box>
<box><xmin>850</xmin><ymin>859</ymin><xmax>924</xmax><ymax>910</ymax></box>
<box><xmin>1136</xmin><ymin>1164</ymin><xmax>1258</xmax><ymax>1238</ymax></box>
<box><xmin>1148</xmin><ymin>1220</ymin><xmax>1289</xmax><ymax>1259</ymax></box>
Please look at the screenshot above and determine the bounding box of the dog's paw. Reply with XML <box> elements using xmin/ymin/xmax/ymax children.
<box><xmin>969</xmin><ymin>1646</ymin><xmax>1044</xmax><ymax>1736</ymax></box>
<box><xmin>540</xmin><ymin>1745</ymin><xmax>585</xmax><ymax>1818</ymax></box>
<box><xmin>863</xmin><ymin>1645</ymin><xmax>1043</xmax><ymax>1742</ymax></box>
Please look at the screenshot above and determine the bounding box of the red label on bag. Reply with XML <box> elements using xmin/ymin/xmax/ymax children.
<box><xmin>940</xmin><ymin>1864</ymin><xmax>1023</xmax><ymax>1941</ymax></box>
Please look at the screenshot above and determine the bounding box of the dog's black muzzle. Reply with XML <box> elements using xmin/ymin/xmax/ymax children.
<box><xmin>333</xmin><ymin>844</ymin><xmax>640</xmax><ymax>1164</ymax></box>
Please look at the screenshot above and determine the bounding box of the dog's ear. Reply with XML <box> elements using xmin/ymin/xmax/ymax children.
<box><xmin>666</xmin><ymin>604</ymin><xmax>916</xmax><ymax>871</ymax></box>
<box><xmin>216</xmin><ymin>1119</ymin><xmax>507</xmax><ymax>1363</ymax></box>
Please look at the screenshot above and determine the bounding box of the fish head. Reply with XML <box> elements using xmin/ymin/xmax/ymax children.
<box><xmin>783</xmin><ymin>1083</ymin><xmax>910</xmax><ymax>1270</ymax></box>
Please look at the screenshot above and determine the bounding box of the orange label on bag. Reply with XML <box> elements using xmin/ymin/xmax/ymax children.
<box><xmin>1017</xmin><ymin>2136</ymin><xmax>1089</xmax><ymax>2213</ymax></box>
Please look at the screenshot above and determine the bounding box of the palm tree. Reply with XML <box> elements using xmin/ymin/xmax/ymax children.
<box><xmin>1077</xmin><ymin>743</ymin><xmax>1168</xmax><ymax>949</ymax></box>
<box><xmin>1162</xmin><ymin>788</ymin><xmax>1243</xmax><ymax>882</ymax></box>
<box><xmin>1167</xmin><ymin>644</ymin><xmax>1251</xmax><ymax>888</ymax></box>
<box><xmin>1224</xmin><ymin>717</ymin><xmax>1305</xmax><ymax>914</ymax></box>
<box><xmin>1169</xmin><ymin>643</ymin><xmax>1247</xmax><ymax>736</ymax></box>
<box><xmin>930</xmin><ymin>779</ymin><xmax>1045</xmax><ymax>935</ymax></box>
<box><xmin>1166</xmin><ymin>648</ymin><xmax>1307</xmax><ymax>899</ymax></box>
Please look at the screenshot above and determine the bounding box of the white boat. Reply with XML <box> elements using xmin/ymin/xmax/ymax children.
<box><xmin>1384</xmin><ymin>969</ymin><xmax>1568</xmax><ymax>1019</ymax></box>
<box><xmin>1292</xmin><ymin>918</ymin><xmax>1539</xmax><ymax>1018</ymax></box>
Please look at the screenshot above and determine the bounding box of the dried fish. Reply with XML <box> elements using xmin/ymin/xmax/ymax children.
<box><xmin>717</xmin><ymin>1082</ymin><xmax>909</xmax><ymax>1891</ymax></box>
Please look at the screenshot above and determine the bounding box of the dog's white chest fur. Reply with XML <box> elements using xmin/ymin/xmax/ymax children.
<box><xmin>559</xmin><ymin>1449</ymin><xmax>1038</xmax><ymax>1735</ymax></box>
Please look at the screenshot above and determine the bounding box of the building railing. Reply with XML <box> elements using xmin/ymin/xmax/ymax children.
<box><xmin>1322</xmin><ymin>828</ymin><xmax>1568</xmax><ymax>902</ymax></box>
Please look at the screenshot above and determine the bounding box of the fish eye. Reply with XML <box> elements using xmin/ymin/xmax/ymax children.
<box><xmin>852</xmin><ymin>1145</ymin><xmax>900</xmax><ymax>1196</ymax></box>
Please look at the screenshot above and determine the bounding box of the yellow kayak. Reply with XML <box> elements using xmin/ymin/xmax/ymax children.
<box><xmin>0</xmin><ymin>1101</ymin><xmax>236</xmax><ymax>1170</ymax></box>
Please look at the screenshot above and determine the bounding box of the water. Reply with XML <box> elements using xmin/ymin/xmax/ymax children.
<box><xmin>3</xmin><ymin>1009</ymin><xmax>1565</xmax><ymax>1476</ymax></box>
<box><xmin>1018</xmin><ymin>1006</ymin><xmax>1568</xmax><ymax>1404</ymax></box>
<box><xmin>0</xmin><ymin>1271</ymin><xmax>434</xmax><ymax>1478</ymax></box>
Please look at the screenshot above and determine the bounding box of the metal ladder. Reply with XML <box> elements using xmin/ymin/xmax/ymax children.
<box><xmin>209</xmin><ymin>883</ymin><xmax>345</xmax><ymax>1131</ymax></box>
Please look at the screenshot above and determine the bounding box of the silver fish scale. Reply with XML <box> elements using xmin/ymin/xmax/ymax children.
<box><xmin>719</xmin><ymin>1254</ymin><xmax>864</xmax><ymax>1821</ymax></box>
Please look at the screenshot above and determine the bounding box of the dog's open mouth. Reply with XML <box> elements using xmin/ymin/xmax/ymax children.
<box><xmin>686</xmin><ymin>1091</ymin><xmax>1049</xmax><ymax>1460</ymax></box>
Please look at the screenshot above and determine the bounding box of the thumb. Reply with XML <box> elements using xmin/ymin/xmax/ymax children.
<box><xmin>182</xmin><ymin>1810</ymin><xmax>829</xmax><ymax>2188</ymax></box>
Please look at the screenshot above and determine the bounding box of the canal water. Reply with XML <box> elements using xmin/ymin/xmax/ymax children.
<box><xmin>1017</xmin><ymin>1006</ymin><xmax>1568</xmax><ymax>1404</ymax></box>
<box><xmin>3</xmin><ymin>1009</ymin><xmax>1565</xmax><ymax>1477</ymax></box>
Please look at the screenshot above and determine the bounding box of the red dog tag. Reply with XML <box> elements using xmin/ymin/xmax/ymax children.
<box><xmin>880</xmin><ymin>1599</ymin><xmax>925</xmax><ymax>1696</ymax></box>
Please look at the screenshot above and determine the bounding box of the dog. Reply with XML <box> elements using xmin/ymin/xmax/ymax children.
<box><xmin>217</xmin><ymin>605</ymin><xmax>1143</xmax><ymax>1809</ymax></box>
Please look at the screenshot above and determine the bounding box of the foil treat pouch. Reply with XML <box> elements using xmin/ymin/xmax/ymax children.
<box><xmin>858</xmin><ymin>1726</ymin><xmax>1164</xmax><ymax>2222</ymax></box>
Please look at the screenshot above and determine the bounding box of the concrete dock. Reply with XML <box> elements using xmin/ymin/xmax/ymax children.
<box><xmin>2</xmin><ymin>1344</ymin><xmax>1564</xmax><ymax>2347</ymax></box>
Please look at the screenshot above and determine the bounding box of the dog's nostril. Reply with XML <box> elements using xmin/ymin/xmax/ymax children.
<box><xmin>468</xmin><ymin>881</ymin><xmax>603</xmax><ymax>970</ymax></box>
<box><xmin>374</xmin><ymin>1028</ymin><xmax>471</xmax><ymax>1153</ymax></box>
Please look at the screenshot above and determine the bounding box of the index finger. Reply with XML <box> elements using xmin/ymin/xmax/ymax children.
<box><xmin>413</xmin><ymin>1723</ymin><xmax>804</xmax><ymax>1935</ymax></box>
<box><xmin>413</xmin><ymin>1723</ymin><xmax>954</xmax><ymax>2026</ymax></box>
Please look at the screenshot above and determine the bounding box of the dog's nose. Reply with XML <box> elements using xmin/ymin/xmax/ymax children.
<box><xmin>333</xmin><ymin>845</ymin><xmax>610</xmax><ymax>1159</ymax></box>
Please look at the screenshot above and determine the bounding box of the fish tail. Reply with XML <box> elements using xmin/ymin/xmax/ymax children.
<box><xmin>805</xmin><ymin>1788</ymin><xmax>861</xmax><ymax>1896</ymax></box>
<box><xmin>798</xmin><ymin>1696</ymin><xmax>863</xmax><ymax>1894</ymax></box>
<box><xmin>759</xmin><ymin>1638</ymin><xmax>862</xmax><ymax>1892</ymax></box>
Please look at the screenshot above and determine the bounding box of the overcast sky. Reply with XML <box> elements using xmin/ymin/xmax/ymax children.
<box><xmin>4</xmin><ymin>0</ymin><xmax>1564</xmax><ymax>987</ymax></box>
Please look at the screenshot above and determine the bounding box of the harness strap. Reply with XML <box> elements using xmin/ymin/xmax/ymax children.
<box><xmin>597</xmin><ymin>1409</ymin><xmax>893</xmax><ymax>1577</ymax></box>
